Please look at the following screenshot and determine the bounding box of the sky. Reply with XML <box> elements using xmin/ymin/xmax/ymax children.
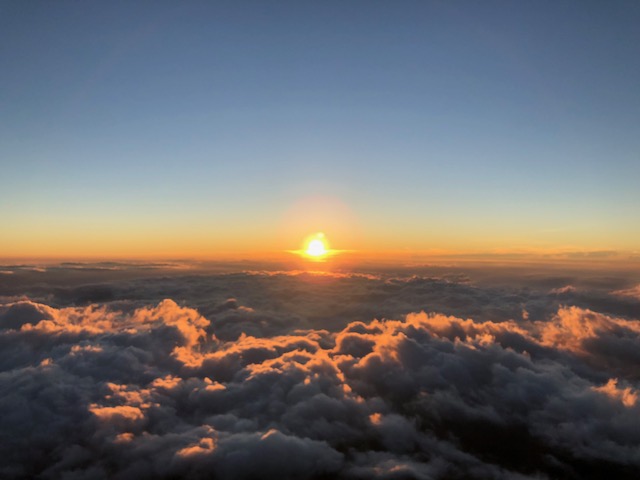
<box><xmin>1</xmin><ymin>1</ymin><xmax>639</xmax><ymax>259</ymax></box>
<box><xmin>3</xmin><ymin>5</ymin><xmax>640</xmax><ymax>476</ymax></box>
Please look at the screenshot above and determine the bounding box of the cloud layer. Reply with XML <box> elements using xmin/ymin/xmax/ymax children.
<box><xmin>2</xmin><ymin>267</ymin><xmax>640</xmax><ymax>479</ymax></box>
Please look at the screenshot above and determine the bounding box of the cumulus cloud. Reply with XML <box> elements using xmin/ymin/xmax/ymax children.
<box><xmin>613</xmin><ymin>285</ymin><xmax>640</xmax><ymax>300</ymax></box>
<box><xmin>592</xmin><ymin>379</ymin><xmax>638</xmax><ymax>407</ymax></box>
<box><xmin>2</xmin><ymin>267</ymin><xmax>640</xmax><ymax>478</ymax></box>
<box><xmin>538</xmin><ymin>306</ymin><xmax>640</xmax><ymax>378</ymax></box>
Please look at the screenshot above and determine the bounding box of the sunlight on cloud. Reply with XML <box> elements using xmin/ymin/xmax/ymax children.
<box><xmin>2</xmin><ymin>270</ymin><xmax>640</xmax><ymax>478</ymax></box>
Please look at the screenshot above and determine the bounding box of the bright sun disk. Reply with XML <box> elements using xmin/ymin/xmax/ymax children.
<box><xmin>306</xmin><ymin>238</ymin><xmax>327</xmax><ymax>257</ymax></box>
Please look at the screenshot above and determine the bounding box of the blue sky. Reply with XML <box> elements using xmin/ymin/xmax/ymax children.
<box><xmin>1</xmin><ymin>1</ymin><xmax>639</xmax><ymax>257</ymax></box>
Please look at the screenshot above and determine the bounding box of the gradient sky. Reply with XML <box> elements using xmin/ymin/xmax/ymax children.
<box><xmin>1</xmin><ymin>1</ymin><xmax>639</xmax><ymax>259</ymax></box>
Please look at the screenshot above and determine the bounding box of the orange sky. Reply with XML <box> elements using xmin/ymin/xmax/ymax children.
<box><xmin>2</xmin><ymin>192</ymin><xmax>638</xmax><ymax>262</ymax></box>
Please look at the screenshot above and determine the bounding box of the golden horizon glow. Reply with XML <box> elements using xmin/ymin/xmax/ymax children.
<box><xmin>2</xmin><ymin>189</ymin><xmax>638</xmax><ymax>260</ymax></box>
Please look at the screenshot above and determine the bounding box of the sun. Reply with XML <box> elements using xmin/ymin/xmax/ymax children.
<box><xmin>289</xmin><ymin>232</ymin><xmax>342</xmax><ymax>262</ymax></box>
<box><xmin>302</xmin><ymin>232</ymin><xmax>330</xmax><ymax>260</ymax></box>
<box><xmin>306</xmin><ymin>238</ymin><xmax>327</xmax><ymax>257</ymax></box>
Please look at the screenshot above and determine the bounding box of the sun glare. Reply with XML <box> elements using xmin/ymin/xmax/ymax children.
<box><xmin>306</xmin><ymin>238</ymin><xmax>327</xmax><ymax>257</ymax></box>
<box><xmin>301</xmin><ymin>232</ymin><xmax>330</xmax><ymax>260</ymax></box>
<box><xmin>289</xmin><ymin>232</ymin><xmax>343</xmax><ymax>262</ymax></box>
